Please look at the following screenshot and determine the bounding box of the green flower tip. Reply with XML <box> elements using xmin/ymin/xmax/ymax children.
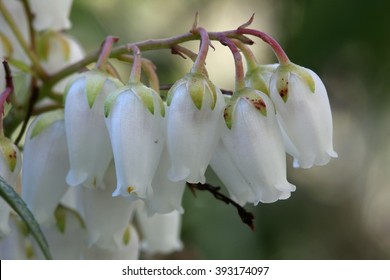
<box><xmin>168</xmin><ymin>73</ymin><xmax>218</xmax><ymax>111</ymax></box>
<box><xmin>104</xmin><ymin>82</ymin><xmax>165</xmax><ymax>118</ymax></box>
<box><xmin>30</xmin><ymin>110</ymin><xmax>64</xmax><ymax>140</ymax></box>
<box><xmin>276</xmin><ymin>63</ymin><xmax>316</xmax><ymax>103</ymax></box>
<box><xmin>122</xmin><ymin>227</ymin><xmax>131</xmax><ymax>246</ymax></box>
<box><xmin>0</xmin><ymin>136</ymin><xmax>19</xmax><ymax>172</ymax></box>
<box><xmin>224</xmin><ymin>88</ymin><xmax>267</xmax><ymax>129</ymax></box>
<box><xmin>245</xmin><ymin>67</ymin><xmax>269</xmax><ymax>95</ymax></box>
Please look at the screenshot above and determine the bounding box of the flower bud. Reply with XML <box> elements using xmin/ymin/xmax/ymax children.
<box><xmin>104</xmin><ymin>82</ymin><xmax>165</xmax><ymax>200</ymax></box>
<box><xmin>0</xmin><ymin>136</ymin><xmax>22</xmax><ymax>236</ymax></box>
<box><xmin>222</xmin><ymin>88</ymin><xmax>295</xmax><ymax>203</ymax></box>
<box><xmin>166</xmin><ymin>73</ymin><xmax>224</xmax><ymax>183</ymax></box>
<box><xmin>64</xmin><ymin>70</ymin><xmax>123</xmax><ymax>189</ymax></box>
<box><xmin>269</xmin><ymin>63</ymin><xmax>338</xmax><ymax>168</ymax></box>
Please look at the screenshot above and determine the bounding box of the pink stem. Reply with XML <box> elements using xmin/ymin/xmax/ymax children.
<box><xmin>191</xmin><ymin>27</ymin><xmax>210</xmax><ymax>74</ymax></box>
<box><xmin>96</xmin><ymin>36</ymin><xmax>119</xmax><ymax>70</ymax></box>
<box><xmin>237</xmin><ymin>28</ymin><xmax>290</xmax><ymax>65</ymax></box>
<box><xmin>219</xmin><ymin>37</ymin><xmax>245</xmax><ymax>91</ymax></box>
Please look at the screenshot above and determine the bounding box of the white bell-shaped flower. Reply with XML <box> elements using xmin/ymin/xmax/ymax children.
<box><xmin>269</xmin><ymin>63</ymin><xmax>338</xmax><ymax>168</ymax></box>
<box><xmin>28</xmin><ymin>0</ymin><xmax>73</xmax><ymax>31</ymax></box>
<box><xmin>83</xmin><ymin>225</ymin><xmax>139</xmax><ymax>260</ymax></box>
<box><xmin>39</xmin><ymin>32</ymin><xmax>85</xmax><ymax>92</ymax></box>
<box><xmin>166</xmin><ymin>73</ymin><xmax>225</xmax><ymax>184</ymax></box>
<box><xmin>31</xmin><ymin>206</ymin><xmax>86</xmax><ymax>260</ymax></box>
<box><xmin>0</xmin><ymin>215</ymin><xmax>30</xmax><ymax>259</ymax></box>
<box><xmin>210</xmin><ymin>141</ymin><xmax>257</xmax><ymax>206</ymax></box>
<box><xmin>222</xmin><ymin>88</ymin><xmax>296</xmax><ymax>203</ymax></box>
<box><xmin>22</xmin><ymin>110</ymin><xmax>69</xmax><ymax>226</ymax></box>
<box><xmin>64</xmin><ymin>70</ymin><xmax>123</xmax><ymax>189</ymax></box>
<box><xmin>104</xmin><ymin>82</ymin><xmax>165</xmax><ymax>200</ymax></box>
<box><xmin>81</xmin><ymin>161</ymin><xmax>136</xmax><ymax>249</ymax></box>
<box><xmin>0</xmin><ymin>0</ymin><xmax>30</xmax><ymax>62</ymax></box>
<box><xmin>0</xmin><ymin>136</ymin><xmax>22</xmax><ymax>236</ymax></box>
<box><xmin>136</xmin><ymin>205</ymin><xmax>183</xmax><ymax>255</ymax></box>
<box><xmin>144</xmin><ymin>146</ymin><xmax>186</xmax><ymax>215</ymax></box>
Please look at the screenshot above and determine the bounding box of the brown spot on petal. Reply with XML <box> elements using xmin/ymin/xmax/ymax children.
<box><xmin>127</xmin><ymin>186</ymin><xmax>135</xmax><ymax>193</ymax></box>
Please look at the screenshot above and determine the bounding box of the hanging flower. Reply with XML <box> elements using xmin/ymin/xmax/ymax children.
<box><xmin>31</xmin><ymin>205</ymin><xmax>86</xmax><ymax>260</ymax></box>
<box><xmin>21</xmin><ymin>110</ymin><xmax>70</xmax><ymax>226</ymax></box>
<box><xmin>0</xmin><ymin>136</ymin><xmax>22</xmax><ymax>236</ymax></box>
<box><xmin>80</xmin><ymin>161</ymin><xmax>136</xmax><ymax>249</ymax></box>
<box><xmin>222</xmin><ymin>88</ymin><xmax>296</xmax><ymax>203</ymax></box>
<box><xmin>166</xmin><ymin>73</ymin><xmax>225</xmax><ymax>184</ymax></box>
<box><xmin>28</xmin><ymin>0</ymin><xmax>73</xmax><ymax>31</ymax></box>
<box><xmin>269</xmin><ymin>63</ymin><xmax>338</xmax><ymax>168</ymax></box>
<box><xmin>83</xmin><ymin>225</ymin><xmax>139</xmax><ymax>260</ymax></box>
<box><xmin>143</xmin><ymin>146</ymin><xmax>186</xmax><ymax>216</ymax></box>
<box><xmin>210</xmin><ymin>141</ymin><xmax>257</xmax><ymax>206</ymax></box>
<box><xmin>37</xmin><ymin>32</ymin><xmax>85</xmax><ymax>92</ymax></box>
<box><xmin>136</xmin><ymin>205</ymin><xmax>183</xmax><ymax>255</ymax></box>
<box><xmin>64</xmin><ymin>69</ymin><xmax>123</xmax><ymax>189</ymax></box>
<box><xmin>104</xmin><ymin>81</ymin><xmax>165</xmax><ymax>200</ymax></box>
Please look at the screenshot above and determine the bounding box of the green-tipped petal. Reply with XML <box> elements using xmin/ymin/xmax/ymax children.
<box><xmin>294</xmin><ymin>65</ymin><xmax>316</xmax><ymax>93</ymax></box>
<box><xmin>29</xmin><ymin>110</ymin><xmax>64</xmax><ymax>139</ymax></box>
<box><xmin>187</xmin><ymin>74</ymin><xmax>205</xmax><ymax>110</ymax></box>
<box><xmin>132</xmin><ymin>83</ymin><xmax>155</xmax><ymax>115</ymax></box>
<box><xmin>223</xmin><ymin>97</ymin><xmax>237</xmax><ymax>130</ymax></box>
<box><xmin>0</xmin><ymin>137</ymin><xmax>19</xmax><ymax>172</ymax></box>
<box><xmin>276</xmin><ymin>69</ymin><xmax>290</xmax><ymax>102</ymax></box>
<box><xmin>86</xmin><ymin>71</ymin><xmax>106</xmax><ymax>108</ymax></box>
<box><xmin>104</xmin><ymin>87</ymin><xmax>127</xmax><ymax>117</ymax></box>
<box><xmin>241</xmin><ymin>89</ymin><xmax>267</xmax><ymax>117</ymax></box>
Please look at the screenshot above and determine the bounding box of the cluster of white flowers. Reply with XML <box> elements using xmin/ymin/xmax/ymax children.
<box><xmin>0</xmin><ymin>0</ymin><xmax>337</xmax><ymax>260</ymax></box>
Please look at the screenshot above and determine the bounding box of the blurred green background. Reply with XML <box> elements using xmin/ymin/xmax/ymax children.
<box><xmin>69</xmin><ymin>0</ymin><xmax>390</xmax><ymax>259</ymax></box>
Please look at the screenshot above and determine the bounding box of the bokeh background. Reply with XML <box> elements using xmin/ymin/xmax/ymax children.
<box><xmin>68</xmin><ymin>0</ymin><xmax>390</xmax><ymax>259</ymax></box>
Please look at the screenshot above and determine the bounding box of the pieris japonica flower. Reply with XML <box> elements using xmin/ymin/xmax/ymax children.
<box><xmin>0</xmin><ymin>215</ymin><xmax>30</xmax><ymax>259</ymax></box>
<box><xmin>210</xmin><ymin>141</ymin><xmax>257</xmax><ymax>206</ymax></box>
<box><xmin>38</xmin><ymin>32</ymin><xmax>85</xmax><ymax>92</ymax></box>
<box><xmin>245</xmin><ymin>64</ymin><xmax>278</xmax><ymax>95</ymax></box>
<box><xmin>136</xmin><ymin>206</ymin><xmax>183</xmax><ymax>254</ymax></box>
<box><xmin>0</xmin><ymin>0</ymin><xmax>30</xmax><ymax>62</ymax></box>
<box><xmin>0</xmin><ymin>136</ymin><xmax>22</xmax><ymax>236</ymax></box>
<box><xmin>104</xmin><ymin>82</ymin><xmax>165</xmax><ymax>200</ymax></box>
<box><xmin>166</xmin><ymin>73</ymin><xmax>225</xmax><ymax>184</ymax></box>
<box><xmin>64</xmin><ymin>70</ymin><xmax>123</xmax><ymax>189</ymax></box>
<box><xmin>144</xmin><ymin>147</ymin><xmax>186</xmax><ymax>215</ymax></box>
<box><xmin>28</xmin><ymin>0</ymin><xmax>73</xmax><ymax>31</ymax></box>
<box><xmin>222</xmin><ymin>88</ymin><xmax>296</xmax><ymax>203</ymax></box>
<box><xmin>21</xmin><ymin>110</ymin><xmax>69</xmax><ymax>226</ymax></box>
<box><xmin>81</xmin><ymin>161</ymin><xmax>136</xmax><ymax>249</ymax></box>
<box><xmin>269</xmin><ymin>63</ymin><xmax>338</xmax><ymax>168</ymax></box>
<box><xmin>84</xmin><ymin>225</ymin><xmax>139</xmax><ymax>260</ymax></box>
<box><xmin>31</xmin><ymin>206</ymin><xmax>86</xmax><ymax>260</ymax></box>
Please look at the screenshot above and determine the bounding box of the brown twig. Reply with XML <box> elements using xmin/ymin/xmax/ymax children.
<box><xmin>186</xmin><ymin>182</ymin><xmax>255</xmax><ymax>231</ymax></box>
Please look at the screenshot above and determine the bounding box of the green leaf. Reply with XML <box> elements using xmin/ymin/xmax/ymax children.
<box><xmin>0</xmin><ymin>177</ymin><xmax>52</xmax><ymax>259</ymax></box>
